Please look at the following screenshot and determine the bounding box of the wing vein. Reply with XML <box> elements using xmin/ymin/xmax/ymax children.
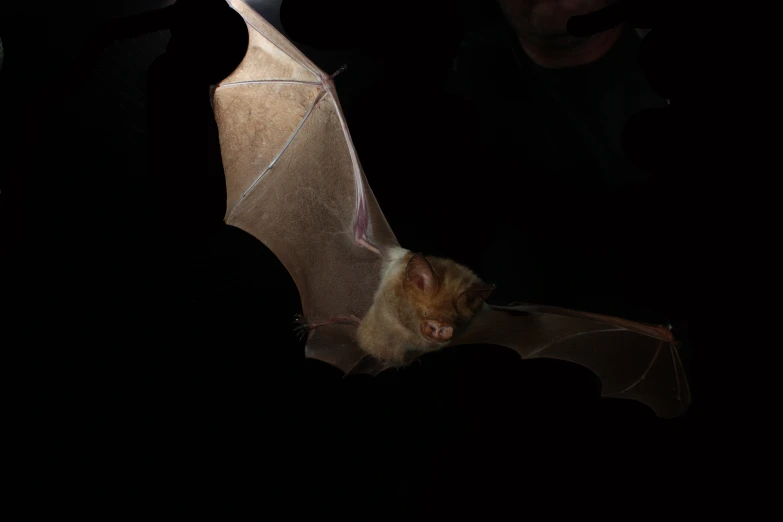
<box><xmin>523</xmin><ymin>328</ymin><xmax>620</xmax><ymax>358</ymax></box>
<box><xmin>325</xmin><ymin>87</ymin><xmax>367</xmax><ymax>241</ymax></box>
<box><xmin>671</xmin><ymin>342</ymin><xmax>689</xmax><ymax>413</ymax></box>
<box><xmin>228</xmin><ymin>88</ymin><xmax>327</xmax><ymax>220</ymax></box>
<box><xmin>670</xmin><ymin>344</ymin><xmax>683</xmax><ymax>411</ymax></box>
<box><xmin>603</xmin><ymin>339</ymin><xmax>663</xmax><ymax>397</ymax></box>
<box><xmin>221</xmin><ymin>80</ymin><xmax>322</xmax><ymax>87</ymax></box>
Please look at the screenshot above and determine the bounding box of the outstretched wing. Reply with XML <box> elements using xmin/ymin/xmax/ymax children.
<box><xmin>449</xmin><ymin>303</ymin><xmax>691</xmax><ymax>418</ymax></box>
<box><xmin>211</xmin><ymin>0</ymin><xmax>398</xmax><ymax>364</ymax></box>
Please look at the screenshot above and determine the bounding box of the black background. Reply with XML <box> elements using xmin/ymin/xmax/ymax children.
<box><xmin>2</xmin><ymin>0</ymin><xmax>714</xmax><ymax>516</ymax></box>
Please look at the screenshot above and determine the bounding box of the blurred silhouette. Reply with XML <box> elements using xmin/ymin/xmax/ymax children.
<box><xmin>144</xmin><ymin>0</ymin><xmax>247</xmax><ymax>252</ymax></box>
<box><xmin>430</xmin><ymin>1</ymin><xmax>686</xmax><ymax>322</ymax></box>
<box><xmin>449</xmin><ymin>0</ymin><xmax>667</xmax><ymax>194</ymax></box>
<box><xmin>11</xmin><ymin>1</ymin><xmax>312</xmax><ymax>505</ymax></box>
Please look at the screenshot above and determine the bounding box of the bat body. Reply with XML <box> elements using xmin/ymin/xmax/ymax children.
<box><xmin>211</xmin><ymin>0</ymin><xmax>691</xmax><ymax>418</ymax></box>
<box><xmin>306</xmin><ymin>246</ymin><xmax>496</xmax><ymax>368</ymax></box>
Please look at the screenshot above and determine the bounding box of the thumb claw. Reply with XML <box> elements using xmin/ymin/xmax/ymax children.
<box><xmin>330</xmin><ymin>64</ymin><xmax>347</xmax><ymax>79</ymax></box>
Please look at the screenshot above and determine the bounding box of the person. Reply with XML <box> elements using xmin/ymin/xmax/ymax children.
<box><xmin>438</xmin><ymin>0</ymin><xmax>678</xmax><ymax>322</ymax></box>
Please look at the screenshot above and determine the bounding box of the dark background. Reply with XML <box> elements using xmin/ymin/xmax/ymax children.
<box><xmin>2</xmin><ymin>0</ymin><xmax>711</xmax><ymax>516</ymax></box>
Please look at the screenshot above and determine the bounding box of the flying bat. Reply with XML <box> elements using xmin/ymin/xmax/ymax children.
<box><xmin>210</xmin><ymin>0</ymin><xmax>690</xmax><ymax>418</ymax></box>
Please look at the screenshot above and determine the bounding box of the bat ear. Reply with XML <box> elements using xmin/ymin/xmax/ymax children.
<box><xmin>457</xmin><ymin>282</ymin><xmax>495</xmax><ymax>312</ymax></box>
<box><xmin>405</xmin><ymin>253</ymin><xmax>438</xmax><ymax>294</ymax></box>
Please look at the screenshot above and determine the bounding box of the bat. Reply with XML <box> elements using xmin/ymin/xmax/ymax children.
<box><xmin>210</xmin><ymin>0</ymin><xmax>691</xmax><ymax>419</ymax></box>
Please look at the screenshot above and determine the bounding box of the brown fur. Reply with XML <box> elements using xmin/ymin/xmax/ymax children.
<box><xmin>356</xmin><ymin>247</ymin><xmax>494</xmax><ymax>366</ymax></box>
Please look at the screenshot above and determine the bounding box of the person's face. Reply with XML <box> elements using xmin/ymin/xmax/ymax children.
<box><xmin>496</xmin><ymin>0</ymin><xmax>614</xmax><ymax>47</ymax></box>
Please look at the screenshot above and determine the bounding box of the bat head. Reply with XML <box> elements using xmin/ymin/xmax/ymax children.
<box><xmin>402</xmin><ymin>253</ymin><xmax>495</xmax><ymax>348</ymax></box>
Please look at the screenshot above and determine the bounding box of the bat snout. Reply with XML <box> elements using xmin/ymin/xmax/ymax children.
<box><xmin>421</xmin><ymin>320</ymin><xmax>453</xmax><ymax>342</ymax></box>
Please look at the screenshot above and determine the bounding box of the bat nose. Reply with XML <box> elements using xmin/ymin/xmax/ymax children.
<box><xmin>422</xmin><ymin>320</ymin><xmax>453</xmax><ymax>342</ymax></box>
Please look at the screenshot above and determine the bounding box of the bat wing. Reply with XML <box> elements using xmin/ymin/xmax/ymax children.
<box><xmin>211</xmin><ymin>0</ymin><xmax>398</xmax><ymax>370</ymax></box>
<box><xmin>447</xmin><ymin>303</ymin><xmax>691</xmax><ymax>418</ymax></box>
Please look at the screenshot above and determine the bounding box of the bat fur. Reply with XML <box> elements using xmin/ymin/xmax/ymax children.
<box><xmin>356</xmin><ymin>247</ymin><xmax>495</xmax><ymax>366</ymax></box>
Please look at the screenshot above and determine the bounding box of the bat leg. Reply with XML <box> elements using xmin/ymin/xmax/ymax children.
<box><xmin>292</xmin><ymin>313</ymin><xmax>361</xmax><ymax>340</ymax></box>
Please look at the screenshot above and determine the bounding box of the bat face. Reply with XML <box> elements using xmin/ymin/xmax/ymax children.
<box><xmin>355</xmin><ymin>249</ymin><xmax>495</xmax><ymax>366</ymax></box>
<box><xmin>402</xmin><ymin>253</ymin><xmax>495</xmax><ymax>349</ymax></box>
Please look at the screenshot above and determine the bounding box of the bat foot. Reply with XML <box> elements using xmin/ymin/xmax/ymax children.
<box><xmin>292</xmin><ymin>314</ymin><xmax>311</xmax><ymax>341</ymax></box>
<box><xmin>292</xmin><ymin>313</ymin><xmax>362</xmax><ymax>340</ymax></box>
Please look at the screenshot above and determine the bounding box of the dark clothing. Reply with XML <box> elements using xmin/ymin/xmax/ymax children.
<box><xmin>437</xmin><ymin>19</ymin><xmax>678</xmax><ymax>321</ymax></box>
<box><xmin>448</xmin><ymin>20</ymin><xmax>668</xmax><ymax>193</ymax></box>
